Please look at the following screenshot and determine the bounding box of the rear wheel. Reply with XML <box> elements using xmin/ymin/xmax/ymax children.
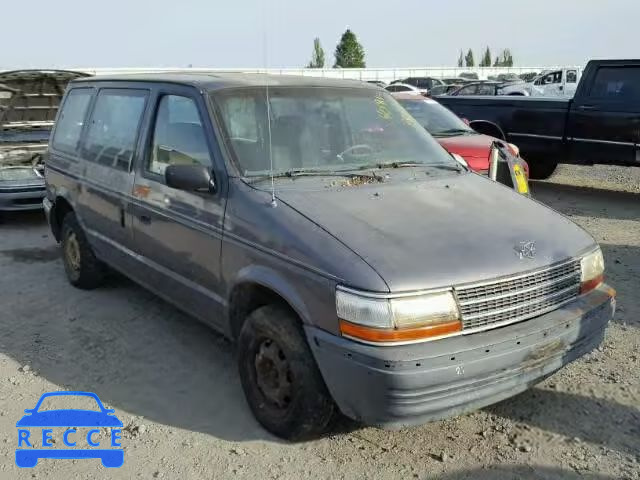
<box><xmin>60</xmin><ymin>212</ymin><xmax>105</xmax><ymax>289</ymax></box>
<box><xmin>237</xmin><ymin>304</ymin><xmax>335</xmax><ymax>440</ymax></box>
<box><xmin>529</xmin><ymin>161</ymin><xmax>558</xmax><ymax>180</ymax></box>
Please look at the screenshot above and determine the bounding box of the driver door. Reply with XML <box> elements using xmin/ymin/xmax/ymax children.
<box><xmin>130</xmin><ymin>86</ymin><xmax>228</xmax><ymax>329</ymax></box>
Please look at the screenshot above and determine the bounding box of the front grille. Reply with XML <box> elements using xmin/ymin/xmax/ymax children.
<box><xmin>454</xmin><ymin>259</ymin><xmax>581</xmax><ymax>331</ymax></box>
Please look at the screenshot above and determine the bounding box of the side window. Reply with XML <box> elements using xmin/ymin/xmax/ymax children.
<box><xmin>476</xmin><ymin>84</ymin><xmax>495</xmax><ymax>95</ymax></box>
<box><xmin>566</xmin><ymin>70</ymin><xmax>577</xmax><ymax>83</ymax></box>
<box><xmin>589</xmin><ymin>66</ymin><xmax>640</xmax><ymax>102</ymax></box>
<box><xmin>83</xmin><ymin>89</ymin><xmax>148</xmax><ymax>170</ymax></box>
<box><xmin>457</xmin><ymin>85</ymin><xmax>477</xmax><ymax>95</ymax></box>
<box><xmin>147</xmin><ymin>95</ymin><xmax>211</xmax><ymax>176</ymax></box>
<box><xmin>51</xmin><ymin>88</ymin><xmax>93</xmax><ymax>154</ymax></box>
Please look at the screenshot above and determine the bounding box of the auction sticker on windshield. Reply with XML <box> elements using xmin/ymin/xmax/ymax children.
<box><xmin>15</xmin><ymin>391</ymin><xmax>123</xmax><ymax>468</ymax></box>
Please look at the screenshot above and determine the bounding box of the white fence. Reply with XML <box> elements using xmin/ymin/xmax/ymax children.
<box><xmin>68</xmin><ymin>66</ymin><xmax>579</xmax><ymax>83</ymax></box>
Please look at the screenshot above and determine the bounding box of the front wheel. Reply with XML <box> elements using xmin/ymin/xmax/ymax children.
<box><xmin>237</xmin><ymin>304</ymin><xmax>336</xmax><ymax>440</ymax></box>
<box><xmin>528</xmin><ymin>161</ymin><xmax>558</xmax><ymax>180</ymax></box>
<box><xmin>60</xmin><ymin>212</ymin><xmax>106</xmax><ymax>289</ymax></box>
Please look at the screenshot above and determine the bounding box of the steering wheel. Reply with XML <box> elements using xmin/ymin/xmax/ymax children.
<box><xmin>336</xmin><ymin>144</ymin><xmax>375</xmax><ymax>162</ymax></box>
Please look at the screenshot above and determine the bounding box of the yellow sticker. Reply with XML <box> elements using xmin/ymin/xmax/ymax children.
<box><xmin>374</xmin><ymin>94</ymin><xmax>392</xmax><ymax>120</ymax></box>
<box><xmin>513</xmin><ymin>164</ymin><xmax>529</xmax><ymax>194</ymax></box>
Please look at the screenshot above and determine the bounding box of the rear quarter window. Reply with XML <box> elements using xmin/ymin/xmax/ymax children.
<box><xmin>82</xmin><ymin>89</ymin><xmax>148</xmax><ymax>170</ymax></box>
<box><xmin>51</xmin><ymin>88</ymin><xmax>93</xmax><ymax>154</ymax></box>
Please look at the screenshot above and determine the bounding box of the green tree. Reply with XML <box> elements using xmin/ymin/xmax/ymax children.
<box><xmin>465</xmin><ymin>49</ymin><xmax>475</xmax><ymax>67</ymax></box>
<box><xmin>333</xmin><ymin>29</ymin><xmax>366</xmax><ymax>68</ymax></box>
<box><xmin>479</xmin><ymin>47</ymin><xmax>492</xmax><ymax>67</ymax></box>
<box><xmin>457</xmin><ymin>50</ymin><xmax>464</xmax><ymax>67</ymax></box>
<box><xmin>494</xmin><ymin>49</ymin><xmax>515</xmax><ymax>67</ymax></box>
<box><xmin>307</xmin><ymin>38</ymin><xmax>325</xmax><ymax>68</ymax></box>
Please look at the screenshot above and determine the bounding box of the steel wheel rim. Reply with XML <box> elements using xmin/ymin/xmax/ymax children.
<box><xmin>254</xmin><ymin>339</ymin><xmax>293</xmax><ymax>409</ymax></box>
<box><xmin>65</xmin><ymin>232</ymin><xmax>81</xmax><ymax>272</ymax></box>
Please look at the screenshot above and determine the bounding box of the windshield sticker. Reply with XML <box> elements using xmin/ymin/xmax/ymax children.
<box><xmin>374</xmin><ymin>94</ymin><xmax>392</xmax><ymax>120</ymax></box>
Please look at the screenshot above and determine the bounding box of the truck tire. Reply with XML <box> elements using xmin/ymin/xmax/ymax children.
<box><xmin>60</xmin><ymin>212</ymin><xmax>106</xmax><ymax>289</ymax></box>
<box><xmin>237</xmin><ymin>304</ymin><xmax>336</xmax><ymax>440</ymax></box>
<box><xmin>529</xmin><ymin>161</ymin><xmax>558</xmax><ymax>180</ymax></box>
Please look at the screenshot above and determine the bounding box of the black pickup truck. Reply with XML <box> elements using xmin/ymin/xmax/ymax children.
<box><xmin>437</xmin><ymin>59</ymin><xmax>640</xmax><ymax>179</ymax></box>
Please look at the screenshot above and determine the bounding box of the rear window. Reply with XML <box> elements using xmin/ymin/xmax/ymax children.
<box><xmin>82</xmin><ymin>89</ymin><xmax>148</xmax><ymax>170</ymax></box>
<box><xmin>589</xmin><ymin>66</ymin><xmax>640</xmax><ymax>102</ymax></box>
<box><xmin>51</xmin><ymin>88</ymin><xmax>93</xmax><ymax>154</ymax></box>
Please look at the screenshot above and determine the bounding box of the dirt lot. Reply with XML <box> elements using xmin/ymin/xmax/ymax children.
<box><xmin>0</xmin><ymin>165</ymin><xmax>638</xmax><ymax>480</ymax></box>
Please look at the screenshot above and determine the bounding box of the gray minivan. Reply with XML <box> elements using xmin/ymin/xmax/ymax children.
<box><xmin>44</xmin><ymin>73</ymin><xmax>615</xmax><ymax>440</ymax></box>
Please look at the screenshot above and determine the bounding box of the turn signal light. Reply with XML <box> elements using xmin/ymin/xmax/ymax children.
<box><xmin>339</xmin><ymin>319</ymin><xmax>462</xmax><ymax>344</ymax></box>
<box><xmin>581</xmin><ymin>274</ymin><xmax>604</xmax><ymax>294</ymax></box>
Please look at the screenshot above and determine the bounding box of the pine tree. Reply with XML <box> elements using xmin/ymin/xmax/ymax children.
<box><xmin>457</xmin><ymin>50</ymin><xmax>464</xmax><ymax>67</ymax></box>
<box><xmin>307</xmin><ymin>38</ymin><xmax>325</xmax><ymax>68</ymax></box>
<box><xmin>494</xmin><ymin>49</ymin><xmax>515</xmax><ymax>67</ymax></box>
<box><xmin>480</xmin><ymin>47</ymin><xmax>492</xmax><ymax>67</ymax></box>
<box><xmin>465</xmin><ymin>49</ymin><xmax>475</xmax><ymax>68</ymax></box>
<box><xmin>504</xmin><ymin>49</ymin><xmax>514</xmax><ymax>67</ymax></box>
<box><xmin>334</xmin><ymin>29</ymin><xmax>366</xmax><ymax>68</ymax></box>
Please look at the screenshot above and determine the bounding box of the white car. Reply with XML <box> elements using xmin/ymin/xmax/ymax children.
<box><xmin>384</xmin><ymin>83</ymin><xmax>424</xmax><ymax>95</ymax></box>
<box><xmin>527</xmin><ymin>68</ymin><xmax>581</xmax><ymax>97</ymax></box>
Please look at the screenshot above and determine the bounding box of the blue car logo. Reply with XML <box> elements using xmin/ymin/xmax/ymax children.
<box><xmin>16</xmin><ymin>391</ymin><xmax>123</xmax><ymax>468</ymax></box>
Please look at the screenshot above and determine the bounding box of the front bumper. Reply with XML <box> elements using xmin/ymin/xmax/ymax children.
<box><xmin>0</xmin><ymin>182</ymin><xmax>46</xmax><ymax>211</ymax></box>
<box><xmin>307</xmin><ymin>285</ymin><xmax>615</xmax><ymax>428</ymax></box>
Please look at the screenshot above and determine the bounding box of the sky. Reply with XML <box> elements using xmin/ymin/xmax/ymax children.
<box><xmin>2</xmin><ymin>0</ymin><xmax>638</xmax><ymax>70</ymax></box>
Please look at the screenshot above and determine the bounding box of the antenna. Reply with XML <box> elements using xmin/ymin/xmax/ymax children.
<box><xmin>263</xmin><ymin>3</ymin><xmax>277</xmax><ymax>208</ymax></box>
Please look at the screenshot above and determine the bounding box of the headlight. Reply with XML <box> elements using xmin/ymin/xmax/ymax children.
<box><xmin>336</xmin><ymin>287</ymin><xmax>462</xmax><ymax>344</ymax></box>
<box><xmin>580</xmin><ymin>247</ymin><xmax>604</xmax><ymax>294</ymax></box>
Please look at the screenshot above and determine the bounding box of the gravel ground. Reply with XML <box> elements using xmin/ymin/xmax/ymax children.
<box><xmin>0</xmin><ymin>165</ymin><xmax>638</xmax><ymax>479</ymax></box>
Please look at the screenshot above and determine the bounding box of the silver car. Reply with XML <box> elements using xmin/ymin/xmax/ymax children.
<box><xmin>0</xmin><ymin>70</ymin><xmax>87</xmax><ymax>213</ymax></box>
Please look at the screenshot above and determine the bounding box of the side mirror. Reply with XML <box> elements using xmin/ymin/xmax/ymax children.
<box><xmin>165</xmin><ymin>164</ymin><xmax>215</xmax><ymax>193</ymax></box>
<box><xmin>469</xmin><ymin>120</ymin><xmax>506</xmax><ymax>140</ymax></box>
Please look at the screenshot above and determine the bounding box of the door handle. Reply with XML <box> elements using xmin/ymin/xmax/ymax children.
<box><xmin>579</xmin><ymin>105</ymin><xmax>597</xmax><ymax>111</ymax></box>
<box><xmin>138</xmin><ymin>214</ymin><xmax>152</xmax><ymax>225</ymax></box>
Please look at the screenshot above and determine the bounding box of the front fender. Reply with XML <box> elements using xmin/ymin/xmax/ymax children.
<box><xmin>229</xmin><ymin>265</ymin><xmax>313</xmax><ymax>325</ymax></box>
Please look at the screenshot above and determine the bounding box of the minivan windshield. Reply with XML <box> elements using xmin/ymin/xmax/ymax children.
<box><xmin>212</xmin><ymin>87</ymin><xmax>458</xmax><ymax>177</ymax></box>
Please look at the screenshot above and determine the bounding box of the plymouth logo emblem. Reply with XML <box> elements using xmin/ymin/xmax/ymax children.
<box><xmin>515</xmin><ymin>241</ymin><xmax>536</xmax><ymax>259</ymax></box>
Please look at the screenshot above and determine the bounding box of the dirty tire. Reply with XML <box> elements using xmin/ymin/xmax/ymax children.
<box><xmin>529</xmin><ymin>161</ymin><xmax>558</xmax><ymax>180</ymax></box>
<box><xmin>60</xmin><ymin>212</ymin><xmax>105</xmax><ymax>289</ymax></box>
<box><xmin>238</xmin><ymin>304</ymin><xmax>336</xmax><ymax>441</ymax></box>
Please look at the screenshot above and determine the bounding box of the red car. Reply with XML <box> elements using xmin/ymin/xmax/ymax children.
<box><xmin>392</xmin><ymin>93</ymin><xmax>528</xmax><ymax>175</ymax></box>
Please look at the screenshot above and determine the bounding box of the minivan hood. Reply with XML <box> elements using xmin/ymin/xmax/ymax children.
<box><xmin>276</xmin><ymin>173</ymin><xmax>595</xmax><ymax>292</ymax></box>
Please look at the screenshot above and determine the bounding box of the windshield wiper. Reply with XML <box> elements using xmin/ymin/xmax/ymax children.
<box><xmin>340</xmin><ymin>161</ymin><xmax>423</xmax><ymax>171</ymax></box>
<box><xmin>424</xmin><ymin>163</ymin><xmax>464</xmax><ymax>172</ymax></box>
<box><xmin>434</xmin><ymin>128</ymin><xmax>475</xmax><ymax>136</ymax></box>
<box><xmin>342</xmin><ymin>161</ymin><xmax>463</xmax><ymax>173</ymax></box>
<box><xmin>245</xmin><ymin>168</ymin><xmax>382</xmax><ymax>184</ymax></box>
